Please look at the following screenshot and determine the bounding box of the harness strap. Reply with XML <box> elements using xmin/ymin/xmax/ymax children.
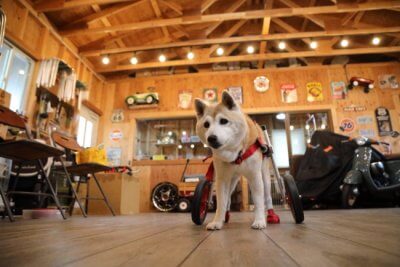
<box><xmin>232</xmin><ymin>139</ymin><xmax>262</xmax><ymax>165</ymax></box>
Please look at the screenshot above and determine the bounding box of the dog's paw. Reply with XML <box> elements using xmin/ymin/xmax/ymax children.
<box><xmin>206</xmin><ymin>221</ymin><xmax>223</xmax><ymax>230</ymax></box>
<box><xmin>251</xmin><ymin>219</ymin><xmax>266</xmax><ymax>230</ymax></box>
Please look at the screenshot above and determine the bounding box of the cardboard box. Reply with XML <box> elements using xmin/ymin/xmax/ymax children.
<box><xmin>0</xmin><ymin>89</ymin><xmax>10</xmax><ymax>108</ymax></box>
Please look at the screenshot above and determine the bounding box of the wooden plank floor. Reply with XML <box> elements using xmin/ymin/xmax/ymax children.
<box><xmin>0</xmin><ymin>209</ymin><xmax>399</xmax><ymax>267</ymax></box>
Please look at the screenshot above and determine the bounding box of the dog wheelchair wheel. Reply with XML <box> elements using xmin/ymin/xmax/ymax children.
<box><xmin>151</xmin><ymin>182</ymin><xmax>179</xmax><ymax>212</ymax></box>
<box><xmin>282</xmin><ymin>174</ymin><xmax>304</xmax><ymax>224</ymax></box>
<box><xmin>191</xmin><ymin>179</ymin><xmax>211</xmax><ymax>225</ymax></box>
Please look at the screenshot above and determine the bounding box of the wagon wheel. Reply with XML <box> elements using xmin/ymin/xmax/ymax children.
<box><xmin>177</xmin><ymin>198</ymin><xmax>191</xmax><ymax>212</ymax></box>
<box><xmin>282</xmin><ymin>174</ymin><xmax>304</xmax><ymax>224</ymax></box>
<box><xmin>191</xmin><ymin>179</ymin><xmax>211</xmax><ymax>225</ymax></box>
<box><xmin>151</xmin><ymin>182</ymin><xmax>179</xmax><ymax>212</ymax></box>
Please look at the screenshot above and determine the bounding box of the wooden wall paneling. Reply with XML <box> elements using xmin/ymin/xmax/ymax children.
<box><xmin>21</xmin><ymin>14</ymin><xmax>43</xmax><ymax>54</ymax></box>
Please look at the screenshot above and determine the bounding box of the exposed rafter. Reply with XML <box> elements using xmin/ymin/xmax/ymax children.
<box><xmin>201</xmin><ymin>0</ymin><xmax>219</xmax><ymax>13</ymax></box>
<box><xmin>258</xmin><ymin>0</ymin><xmax>274</xmax><ymax>68</ymax></box>
<box><xmin>34</xmin><ymin>0</ymin><xmax>140</xmax><ymax>12</ymax></box>
<box><xmin>206</xmin><ymin>0</ymin><xmax>246</xmax><ymax>36</ymax></box>
<box><xmin>61</xmin><ymin>1</ymin><xmax>400</xmax><ymax>37</ymax></box>
<box><xmin>97</xmin><ymin>46</ymin><xmax>400</xmax><ymax>73</ymax></box>
<box><xmin>80</xmin><ymin>26</ymin><xmax>400</xmax><ymax>56</ymax></box>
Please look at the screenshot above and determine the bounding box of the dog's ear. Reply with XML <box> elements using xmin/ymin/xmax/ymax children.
<box><xmin>221</xmin><ymin>91</ymin><xmax>237</xmax><ymax>110</ymax></box>
<box><xmin>194</xmin><ymin>98</ymin><xmax>207</xmax><ymax>117</ymax></box>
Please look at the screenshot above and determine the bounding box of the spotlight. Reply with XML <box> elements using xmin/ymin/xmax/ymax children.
<box><xmin>290</xmin><ymin>125</ymin><xmax>294</xmax><ymax>131</ymax></box>
<box><xmin>310</xmin><ymin>40</ymin><xmax>318</xmax><ymax>49</ymax></box>
<box><xmin>130</xmin><ymin>54</ymin><xmax>138</xmax><ymax>65</ymax></box>
<box><xmin>159</xmin><ymin>54</ymin><xmax>166</xmax><ymax>62</ymax></box>
<box><xmin>305</xmin><ymin>124</ymin><xmax>310</xmax><ymax>130</ymax></box>
<box><xmin>340</xmin><ymin>38</ymin><xmax>349</xmax><ymax>48</ymax></box>
<box><xmin>276</xmin><ymin>113</ymin><xmax>286</xmax><ymax>120</ymax></box>
<box><xmin>190</xmin><ymin>144</ymin><xmax>195</xmax><ymax>149</ymax></box>
<box><xmin>187</xmin><ymin>51</ymin><xmax>195</xmax><ymax>60</ymax></box>
<box><xmin>278</xmin><ymin>41</ymin><xmax>286</xmax><ymax>50</ymax></box>
<box><xmin>321</xmin><ymin>124</ymin><xmax>326</xmax><ymax>130</ymax></box>
<box><xmin>101</xmin><ymin>55</ymin><xmax>110</xmax><ymax>65</ymax></box>
<box><xmin>372</xmin><ymin>36</ymin><xmax>381</xmax><ymax>46</ymax></box>
<box><xmin>178</xmin><ymin>145</ymin><xmax>183</xmax><ymax>149</ymax></box>
<box><xmin>246</xmin><ymin>45</ymin><xmax>255</xmax><ymax>54</ymax></box>
<box><xmin>216</xmin><ymin>47</ymin><xmax>224</xmax><ymax>56</ymax></box>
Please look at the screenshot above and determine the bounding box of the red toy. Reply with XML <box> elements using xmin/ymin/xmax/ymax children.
<box><xmin>348</xmin><ymin>77</ymin><xmax>374</xmax><ymax>93</ymax></box>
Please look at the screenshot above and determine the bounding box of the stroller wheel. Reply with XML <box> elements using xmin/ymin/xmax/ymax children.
<box><xmin>151</xmin><ymin>182</ymin><xmax>179</xmax><ymax>212</ymax></box>
<box><xmin>191</xmin><ymin>179</ymin><xmax>211</xmax><ymax>225</ymax></box>
<box><xmin>283</xmin><ymin>174</ymin><xmax>304</xmax><ymax>224</ymax></box>
<box><xmin>341</xmin><ymin>184</ymin><xmax>359</xmax><ymax>209</ymax></box>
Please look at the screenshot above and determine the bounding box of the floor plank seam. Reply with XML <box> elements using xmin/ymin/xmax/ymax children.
<box><xmin>61</xmin><ymin>225</ymin><xmax>180</xmax><ymax>267</ymax></box>
<box><xmin>299</xmin><ymin>225</ymin><xmax>400</xmax><ymax>258</ymax></box>
<box><xmin>261</xmin><ymin>229</ymin><xmax>302</xmax><ymax>267</ymax></box>
<box><xmin>175</xmin><ymin>231</ymin><xmax>214</xmax><ymax>267</ymax></box>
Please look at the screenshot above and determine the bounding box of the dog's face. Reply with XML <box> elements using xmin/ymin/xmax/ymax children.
<box><xmin>195</xmin><ymin>91</ymin><xmax>247</xmax><ymax>150</ymax></box>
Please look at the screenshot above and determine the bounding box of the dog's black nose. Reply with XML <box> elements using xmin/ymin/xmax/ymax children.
<box><xmin>207</xmin><ymin>135</ymin><xmax>221</xmax><ymax>148</ymax></box>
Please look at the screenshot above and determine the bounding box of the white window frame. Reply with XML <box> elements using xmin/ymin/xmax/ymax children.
<box><xmin>77</xmin><ymin>106</ymin><xmax>99</xmax><ymax>148</ymax></box>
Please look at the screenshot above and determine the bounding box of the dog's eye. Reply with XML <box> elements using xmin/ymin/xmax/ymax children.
<box><xmin>204</xmin><ymin>121</ymin><xmax>210</xmax><ymax>128</ymax></box>
<box><xmin>220</xmin><ymin>118</ymin><xmax>228</xmax><ymax>125</ymax></box>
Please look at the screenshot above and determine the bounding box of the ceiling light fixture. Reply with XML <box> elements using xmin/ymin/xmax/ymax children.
<box><xmin>130</xmin><ymin>53</ymin><xmax>138</xmax><ymax>65</ymax></box>
<box><xmin>187</xmin><ymin>50</ymin><xmax>195</xmax><ymax>60</ymax></box>
<box><xmin>278</xmin><ymin>41</ymin><xmax>286</xmax><ymax>50</ymax></box>
<box><xmin>246</xmin><ymin>45</ymin><xmax>255</xmax><ymax>54</ymax></box>
<box><xmin>310</xmin><ymin>40</ymin><xmax>318</xmax><ymax>49</ymax></box>
<box><xmin>101</xmin><ymin>55</ymin><xmax>110</xmax><ymax>65</ymax></box>
<box><xmin>276</xmin><ymin>113</ymin><xmax>286</xmax><ymax>120</ymax></box>
<box><xmin>216</xmin><ymin>47</ymin><xmax>224</xmax><ymax>56</ymax></box>
<box><xmin>159</xmin><ymin>54</ymin><xmax>166</xmax><ymax>62</ymax></box>
<box><xmin>340</xmin><ymin>38</ymin><xmax>349</xmax><ymax>48</ymax></box>
<box><xmin>372</xmin><ymin>36</ymin><xmax>381</xmax><ymax>46</ymax></box>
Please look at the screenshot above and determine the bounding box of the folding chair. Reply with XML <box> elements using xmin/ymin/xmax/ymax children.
<box><xmin>0</xmin><ymin>106</ymin><xmax>66</xmax><ymax>221</ymax></box>
<box><xmin>51</xmin><ymin>131</ymin><xmax>115</xmax><ymax>216</ymax></box>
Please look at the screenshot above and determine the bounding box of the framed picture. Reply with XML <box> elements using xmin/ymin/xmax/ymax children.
<box><xmin>203</xmin><ymin>88</ymin><xmax>218</xmax><ymax>103</ymax></box>
<box><xmin>280</xmin><ymin>83</ymin><xmax>297</xmax><ymax>103</ymax></box>
<box><xmin>331</xmin><ymin>81</ymin><xmax>347</xmax><ymax>99</ymax></box>
<box><xmin>306</xmin><ymin>82</ymin><xmax>323</xmax><ymax>102</ymax></box>
<box><xmin>379</xmin><ymin>74</ymin><xmax>399</xmax><ymax>89</ymax></box>
<box><xmin>178</xmin><ymin>90</ymin><xmax>192</xmax><ymax>109</ymax></box>
<box><xmin>227</xmin><ymin>86</ymin><xmax>243</xmax><ymax>104</ymax></box>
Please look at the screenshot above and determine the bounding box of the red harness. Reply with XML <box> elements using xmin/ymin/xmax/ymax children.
<box><xmin>204</xmin><ymin>139</ymin><xmax>263</xmax><ymax>181</ymax></box>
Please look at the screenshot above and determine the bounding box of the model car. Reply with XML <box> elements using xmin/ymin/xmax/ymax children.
<box><xmin>125</xmin><ymin>92</ymin><xmax>159</xmax><ymax>106</ymax></box>
<box><xmin>348</xmin><ymin>77</ymin><xmax>374</xmax><ymax>93</ymax></box>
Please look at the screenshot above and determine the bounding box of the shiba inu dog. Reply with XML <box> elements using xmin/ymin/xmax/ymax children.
<box><xmin>195</xmin><ymin>91</ymin><xmax>276</xmax><ymax>230</ymax></box>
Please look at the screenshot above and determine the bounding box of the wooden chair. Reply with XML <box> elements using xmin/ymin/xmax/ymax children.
<box><xmin>0</xmin><ymin>105</ymin><xmax>66</xmax><ymax>221</ymax></box>
<box><xmin>51</xmin><ymin>131</ymin><xmax>115</xmax><ymax>216</ymax></box>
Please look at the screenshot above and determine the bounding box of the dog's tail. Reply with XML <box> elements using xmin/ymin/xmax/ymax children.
<box><xmin>261</xmin><ymin>156</ymin><xmax>273</xmax><ymax>210</ymax></box>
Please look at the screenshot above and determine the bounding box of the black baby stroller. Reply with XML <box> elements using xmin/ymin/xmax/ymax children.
<box><xmin>295</xmin><ymin>131</ymin><xmax>358</xmax><ymax>208</ymax></box>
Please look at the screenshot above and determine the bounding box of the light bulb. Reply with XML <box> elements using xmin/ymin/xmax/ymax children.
<box><xmin>278</xmin><ymin>41</ymin><xmax>286</xmax><ymax>50</ymax></box>
<box><xmin>187</xmin><ymin>51</ymin><xmax>195</xmax><ymax>60</ymax></box>
<box><xmin>276</xmin><ymin>113</ymin><xmax>286</xmax><ymax>120</ymax></box>
<box><xmin>372</xmin><ymin>37</ymin><xmax>381</xmax><ymax>45</ymax></box>
<box><xmin>130</xmin><ymin>56</ymin><xmax>138</xmax><ymax>65</ymax></box>
<box><xmin>190</xmin><ymin>144</ymin><xmax>195</xmax><ymax>149</ymax></box>
<box><xmin>310</xmin><ymin>40</ymin><xmax>318</xmax><ymax>49</ymax></box>
<box><xmin>246</xmin><ymin>45</ymin><xmax>255</xmax><ymax>54</ymax></box>
<box><xmin>340</xmin><ymin>39</ymin><xmax>349</xmax><ymax>47</ymax></box>
<box><xmin>216</xmin><ymin>47</ymin><xmax>224</xmax><ymax>56</ymax></box>
<box><xmin>159</xmin><ymin>54</ymin><xmax>166</xmax><ymax>62</ymax></box>
<box><xmin>101</xmin><ymin>55</ymin><xmax>110</xmax><ymax>65</ymax></box>
<box><xmin>305</xmin><ymin>124</ymin><xmax>310</xmax><ymax>130</ymax></box>
<box><xmin>290</xmin><ymin>125</ymin><xmax>294</xmax><ymax>131</ymax></box>
<box><xmin>178</xmin><ymin>145</ymin><xmax>183</xmax><ymax>149</ymax></box>
<box><xmin>321</xmin><ymin>124</ymin><xmax>326</xmax><ymax>130</ymax></box>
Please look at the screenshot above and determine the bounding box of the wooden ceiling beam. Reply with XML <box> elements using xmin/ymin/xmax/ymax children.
<box><xmin>150</xmin><ymin>0</ymin><xmax>170</xmax><ymax>37</ymax></box>
<box><xmin>258</xmin><ymin>0</ymin><xmax>274</xmax><ymax>68</ymax></box>
<box><xmin>96</xmin><ymin>46</ymin><xmax>400</xmax><ymax>73</ymax></box>
<box><xmin>80</xmin><ymin>26</ymin><xmax>400</xmax><ymax>56</ymax></box>
<box><xmin>34</xmin><ymin>0</ymin><xmax>140</xmax><ymax>12</ymax></box>
<box><xmin>208</xmin><ymin>20</ymin><xmax>247</xmax><ymax>55</ymax></box>
<box><xmin>201</xmin><ymin>0</ymin><xmax>219</xmax><ymax>13</ymax></box>
<box><xmin>60</xmin><ymin>1</ymin><xmax>146</xmax><ymax>30</ymax></box>
<box><xmin>278</xmin><ymin>0</ymin><xmax>325</xmax><ymax>28</ymax></box>
<box><xmin>62</xmin><ymin>1</ymin><xmax>400</xmax><ymax>37</ymax></box>
<box><xmin>159</xmin><ymin>0</ymin><xmax>182</xmax><ymax>15</ymax></box>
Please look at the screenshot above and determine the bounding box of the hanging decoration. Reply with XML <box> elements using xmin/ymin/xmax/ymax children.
<box><xmin>36</xmin><ymin>58</ymin><xmax>60</xmax><ymax>88</ymax></box>
<box><xmin>280</xmin><ymin>83</ymin><xmax>298</xmax><ymax>103</ymax></box>
<box><xmin>375</xmin><ymin>107</ymin><xmax>393</xmax><ymax>136</ymax></box>
<box><xmin>58</xmin><ymin>70</ymin><xmax>76</xmax><ymax>102</ymax></box>
<box><xmin>203</xmin><ymin>88</ymin><xmax>218</xmax><ymax>103</ymax></box>
<box><xmin>378</xmin><ymin>74</ymin><xmax>399</xmax><ymax>89</ymax></box>
<box><xmin>254</xmin><ymin>76</ymin><xmax>270</xmax><ymax>92</ymax></box>
<box><xmin>331</xmin><ymin>81</ymin><xmax>347</xmax><ymax>99</ymax></box>
<box><xmin>178</xmin><ymin>90</ymin><xmax>192</xmax><ymax>109</ymax></box>
<box><xmin>306</xmin><ymin>82</ymin><xmax>323</xmax><ymax>102</ymax></box>
<box><xmin>227</xmin><ymin>86</ymin><xmax>243</xmax><ymax>104</ymax></box>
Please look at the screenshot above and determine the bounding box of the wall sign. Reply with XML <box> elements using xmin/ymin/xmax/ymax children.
<box><xmin>306</xmin><ymin>82</ymin><xmax>323</xmax><ymax>102</ymax></box>
<box><xmin>375</xmin><ymin>107</ymin><xmax>393</xmax><ymax>136</ymax></box>
<box><xmin>356</xmin><ymin>115</ymin><xmax>373</xmax><ymax>125</ymax></box>
<box><xmin>111</xmin><ymin>109</ymin><xmax>124</xmax><ymax>123</ymax></box>
<box><xmin>378</xmin><ymin>74</ymin><xmax>399</xmax><ymax>89</ymax></box>
<box><xmin>358</xmin><ymin>129</ymin><xmax>375</xmax><ymax>138</ymax></box>
<box><xmin>178</xmin><ymin>91</ymin><xmax>192</xmax><ymax>109</ymax></box>
<box><xmin>339</xmin><ymin>118</ymin><xmax>355</xmax><ymax>133</ymax></box>
<box><xmin>203</xmin><ymin>88</ymin><xmax>218</xmax><ymax>103</ymax></box>
<box><xmin>254</xmin><ymin>76</ymin><xmax>270</xmax><ymax>92</ymax></box>
<box><xmin>109</xmin><ymin>129</ymin><xmax>123</xmax><ymax>142</ymax></box>
<box><xmin>331</xmin><ymin>81</ymin><xmax>347</xmax><ymax>99</ymax></box>
<box><xmin>343</xmin><ymin>105</ymin><xmax>367</xmax><ymax>112</ymax></box>
<box><xmin>227</xmin><ymin>86</ymin><xmax>243</xmax><ymax>104</ymax></box>
<box><xmin>280</xmin><ymin>83</ymin><xmax>298</xmax><ymax>103</ymax></box>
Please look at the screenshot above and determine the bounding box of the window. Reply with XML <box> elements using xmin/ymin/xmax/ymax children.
<box><xmin>77</xmin><ymin>107</ymin><xmax>99</xmax><ymax>148</ymax></box>
<box><xmin>0</xmin><ymin>41</ymin><xmax>33</xmax><ymax>112</ymax></box>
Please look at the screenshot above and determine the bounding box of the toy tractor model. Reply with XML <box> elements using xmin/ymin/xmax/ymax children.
<box><xmin>125</xmin><ymin>92</ymin><xmax>159</xmax><ymax>108</ymax></box>
<box><xmin>348</xmin><ymin>77</ymin><xmax>374</xmax><ymax>93</ymax></box>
